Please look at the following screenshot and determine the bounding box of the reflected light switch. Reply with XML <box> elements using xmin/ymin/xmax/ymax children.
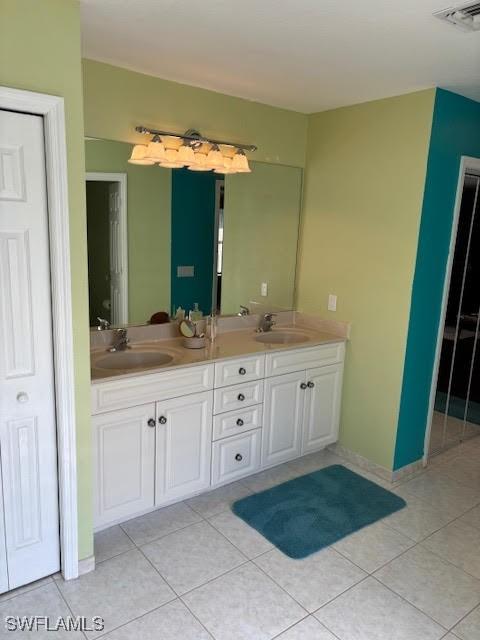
<box><xmin>177</xmin><ymin>265</ymin><xmax>194</xmax><ymax>278</ymax></box>
<box><xmin>328</xmin><ymin>294</ymin><xmax>337</xmax><ymax>311</ymax></box>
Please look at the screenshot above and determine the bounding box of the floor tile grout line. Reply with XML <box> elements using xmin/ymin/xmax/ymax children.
<box><xmin>178</xmin><ymin>558</ymin><xmax>252</xmax><ymax>600</ymax></box>
<box><xmin>0</xmin><ymin>577</ymin><xmax>54</xmax><ymax>604</ymax></box>
<box><xmin>369</xmin><ymin>575</ymin><xmax>450</xmax><ymax>633</ymax></box>
<box><xmin>445</xmin><ymin>599</ymin><xmax>480</xmax><ymax>635</ymax></box>
<box><xmin>52</xmin><ymin>577</ymin><xmax>89</xmax><ymax>640</ymax></box>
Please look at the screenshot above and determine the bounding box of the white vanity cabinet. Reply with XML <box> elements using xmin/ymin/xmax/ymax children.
<box><xmin>262</xmin><ymin>345</ymin><xmax>345</xmax><ymax>467</ymax></box>
<box><xmin>92</xmin><ymin>403</ymin><xmax>156</xmax><ymax>528</ymax></box>
<box><xmin>155</xmin><ymin>391</ymin><xmax>213</xmax><ymax>503</ymax></box>
<box><xmin>92</xmin><ymin>342</ymin><xmax>345</xmax><ymax>530</ymax></box>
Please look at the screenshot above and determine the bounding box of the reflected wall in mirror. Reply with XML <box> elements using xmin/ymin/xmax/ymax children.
<box><xmin>85</xmin><ymin>138</ymin><xmax>302</xmax><ymax>328</ymax></box>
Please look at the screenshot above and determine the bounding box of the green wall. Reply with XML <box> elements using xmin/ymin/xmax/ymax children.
<box><xmin>85</xmin><ymin>139</ymin><xmax>171</xmax><ymax>324</ymax></box>
<box><xmin>0</xmin><ymin>0</ymin><xmax>93</xmax><ymax>558</ymax></box>
<box><xmin>296</xmin><ymin>91</ymin><xmax>435</xmax><ymax>470</ymax></box>
<box><xmin>82</xmin><ymin>59</ymin><xmax>308</xmax><ymax>168</ymax></box>
<box><xmin>395</xmin><ymin>90</ymin><xmax>480</xmax><ymax>470</ymax></box>
<box><xmin>222</xmin><ymin>163</ymin><xmax>302</xmax><ymax>315</ymax></box>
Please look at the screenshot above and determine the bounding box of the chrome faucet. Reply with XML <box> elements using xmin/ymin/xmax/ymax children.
<box><xmin>108</xmin><ymin>328</ymin><xmax>130</xmax><ymax>352</ymax></box>
<box><xmin>257</xmin><ymin>312</ymin><xmax>277</xmax><ymax>333</ymax></box>
<box><xmin>238</xmin><ymin>305</ymin><xmax>250</xmax><ymax>317</ymax></box>
<box><xmin>97</xmin><ymin>317</ymin><xmax>110</xmax><ymax>331</ymax></box>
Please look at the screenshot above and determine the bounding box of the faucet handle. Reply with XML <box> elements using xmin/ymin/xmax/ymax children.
<box><xmin>97</xmin><ymin>317</ymin><xmax>110</xmax><ymax>331</ymax></box>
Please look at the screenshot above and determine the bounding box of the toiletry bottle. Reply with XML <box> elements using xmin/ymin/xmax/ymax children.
<box><xmin>175</xmin><ymin>306</ymin><xmax>185</xmax><ymax>321</ymax></box>
<box><xmin>207</xmin><ymin>314</ymin><xmax>217</xmax><ymax>342</ymax></box>
<box><xmin>190</xmin><ymin>303</ymin><xmax>203</xmax><ymax>322</ymax></box>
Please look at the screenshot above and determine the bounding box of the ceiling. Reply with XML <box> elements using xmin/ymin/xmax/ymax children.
<box><xmin>80</xmin><ymin>0</ymin><xmax>480</xmax><ymax>114</ymax></box>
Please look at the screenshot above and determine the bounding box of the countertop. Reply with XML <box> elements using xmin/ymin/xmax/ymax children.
<box><xmin>91</xmin><ymin>324</ymin><xmax>346</xmax><ymax>383</ymax></box>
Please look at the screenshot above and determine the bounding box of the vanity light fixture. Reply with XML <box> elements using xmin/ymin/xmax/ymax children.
<box><xmin>131</xmin><ymin>126</ymin><xmax>256</xmax><ymax>173</ymax></box>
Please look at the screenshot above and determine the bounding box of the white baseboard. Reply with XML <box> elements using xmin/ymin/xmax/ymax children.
<box><xmin>78</xmin><ymin>555</ymin><xmax>95</xmax><ymax>577</ymax></box>
<box><xmin>329</xmin><ymin>443</ymin><xmax>423</xmax><ymax>484</ymax></box>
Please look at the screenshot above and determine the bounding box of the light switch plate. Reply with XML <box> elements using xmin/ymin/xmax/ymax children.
<box><xmin>328</xmin><ymin>294</ymin><xmax>337</xmax><ymax>311</ymax></box>
<box><xmin>261</xmin><ymin>282</ymin><xmax>268</xmax><ymax>297</ymax></box>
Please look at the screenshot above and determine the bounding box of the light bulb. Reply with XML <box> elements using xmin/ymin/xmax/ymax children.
<box><xmin>178</xmin><ymin>143</ymin><xmax>196</xmax><ymax>165</ymax></box>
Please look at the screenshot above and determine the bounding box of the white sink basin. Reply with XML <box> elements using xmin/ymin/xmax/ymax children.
<box><xmin>255</xmin><ymin>331</ymin><xmax>311</xmax><ymax>345</ymax></box>
<box><xmin>95</xmin><ymin>350</ymin><xmax>174</xmax><ymax>371</ymax></box>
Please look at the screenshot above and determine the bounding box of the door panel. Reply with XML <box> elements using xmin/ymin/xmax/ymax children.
<box><xmin>262</xmin><ymin>371</ymin><xmax>305</xmax><ymax>467</ymax></box>
<box><xmin>303</xmin><ymin>364</ymin><xmax>343</xmax><ymax>454</ymax></box>
<box><xmin>156</xmin><ymin>391</ymin><xmax>213</xmax><ymax>503</ymax></box>
<box><xmin>0</xmin><ymin>110</ymin><xmax>60</xmax><ymax>590</ymax></box>
<box><xmin>93</xmin><ymin>404</ymin><xmax>156</xmax><ymax>528</ymax></box>
<box><xmin>0</xmin><ymin>461</ymin><xmax>8</xmax><ymax>593</ymax></box>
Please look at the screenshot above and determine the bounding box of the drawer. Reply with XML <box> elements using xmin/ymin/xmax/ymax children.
<box><xmin>92</xmin><ymin>364</ymin><xmax>214</xmax><ymax>414</ymax></box>
<box><xmin>214</xmin><ymin>380</ymin><xmax>264</xmax><ymax>415</ymax></box>
<box><xmin>213</xmin><ymin>404</ymin><xmax>263</xmax><ymax>441</ymax></box>
<box><xmin>265</xmin><ymin>342</ymin><xmax>345</xmax><ymax>377</ymax></box>
<box><xmin>212</xmin><ymin>429</ymin><xmax>261</xmax><ymax>485</ymax></box>
<box><xmin>214</xmin><ymin>354</ymin><xmax>265</xmax><ymax>388</ymax></box>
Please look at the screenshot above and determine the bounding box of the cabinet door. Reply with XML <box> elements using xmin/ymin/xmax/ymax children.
<box><xmin>302</xmin><ymin>364</ymin><xmax>343</xmax><ymax>454</ymax></box>
<box><xmin>0</xmin><ymin>468</ymin><xmax>8</xmax><ymax>593</ymax></box>
<box><xmin>262</xmin><ymin>371</ymin><xmax>305</xmax><ymax>467</ymax></box>
<box><xmin>156</xmin><ymin>391</ymin><xmax>213</xmax><ymax>503</ymax></box>
<box><xmin>93</xmin><ymin>404</ymin><xmax>155</xmax><ymax>528</ymax></box>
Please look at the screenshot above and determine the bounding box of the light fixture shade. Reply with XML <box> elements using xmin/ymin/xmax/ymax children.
<box><xmin>205</xmin><ymin>145</ymin><xmax>224</xmax><ymax>170</ymax></box>
<box><xmin>145</xmin><ymin>140</ymin><xmax>166</xmax><ymax>162</ymax></box>
<box><xmin>160</xmin><ymin>135</ymin><xmax>182</xmax><ymax>150</ymax></box>
<box><xmin>214</xmin><ymin>156</ymin><xmax>236</xmax><ymax>174</ymax></box>
<box><xmin>178</xmin><ymin>143</ymin><xmax>196</xmax><ymax>165</ymax></box>
<box><xmin>231</xmin><ymin>150</ymin><xmax>251</xmax><ymax>173</ymax></box>
<box><xmin>159</xmin><ymin>149</ymin><xmax>186</xmax><ymax>168</ymax></box>
<box><xmin>188</xmin><ymin>152</ymin><xmax>212</xmax><ymax>171</ymax></box>
<box><xmin>128</xmin><ymin>144</ymin><xmax>155</xmax><ymax>165</ymax></box>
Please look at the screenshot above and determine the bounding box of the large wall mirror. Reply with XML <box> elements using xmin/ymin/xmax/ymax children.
<box><xmin>85</xmin><ymin>138</ymin><xmax>302</xmax><ymax>328</ymax></box>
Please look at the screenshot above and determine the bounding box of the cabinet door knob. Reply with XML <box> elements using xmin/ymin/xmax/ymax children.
<box><xmin>307</xmin><ymin>381</ymin><xmax>315</xmax><ymax>389</ymax></box>
<box><xmin>237</xmin><ymin>393</ymin><xmax>245</xmax><ymax>401</ymax></box>
<box><xmin>147</xmin><ymin>418</ymin><xmax>156</xmax><ymax>428</ymax></box>
<box><xmin>238</xmin><ymin>367</ymin><xmax>246</xmax><ymax>375</ymax></box>
<box><xmin>235</xmin><ymin>453</ymin><xmax>243</xmax><ymax>461</ymax></box>
<box><xmin>158</xmin><ymin>416</ymin><xmax>167</xmax><ymax>425</ymax></box>
<box><xmin>300</xmin><ymin>382</ymin><xmax>307</xmax><ymax>390</ymax></box>
<box><xmin>16</xmin><ymin>392</ymin><xmax>29</xmax><ymax>403</ymax></box>
<box><xmin>236</xmin><ymin>418</ymin><xmax>244</xmax><ymax>426</ymax></box>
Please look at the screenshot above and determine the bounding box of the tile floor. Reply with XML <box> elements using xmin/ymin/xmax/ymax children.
<box><xmin>2</xmin><ymin>438</ymin><xmax>480</xmax><ymax>639</ymax></box>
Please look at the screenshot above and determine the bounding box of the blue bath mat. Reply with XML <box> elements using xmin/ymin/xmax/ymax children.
<box><xmin>232</xmin><ymin>464</ymin><xmax>406</xmax><ymax>559</ymax></box>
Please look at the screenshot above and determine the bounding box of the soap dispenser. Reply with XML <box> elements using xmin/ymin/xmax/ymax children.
<box><xmin>190</xmin><ymin>303</ymin><xmax>203</xmax><ymax>322</ymax></box>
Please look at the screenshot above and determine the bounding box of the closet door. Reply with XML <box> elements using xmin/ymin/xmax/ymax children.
<box><xmin>0</xmin><ymin>470</ymin><xmax>7</xmax><ymax>593</ymax></box>
<box><xmin>0</xmin><ymin>110</ymin><xmax>60</xmax><ymax>590</ymax></box>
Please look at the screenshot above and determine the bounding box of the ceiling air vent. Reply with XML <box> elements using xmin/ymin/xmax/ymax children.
<box><xmin>434</xmin><ymin>2</ymin><xmax>480</xmax><ymax>30</ymax></box>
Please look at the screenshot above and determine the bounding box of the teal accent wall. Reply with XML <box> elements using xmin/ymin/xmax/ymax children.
<box><xmin>394</xmin><ymin>89</ymin><xmax>480</xmax><ymax>470</ymax></box>
<box><xmin>171</xmin><ymin>168</ymin><xmax>218</xmax><ymax>315</ymax></box>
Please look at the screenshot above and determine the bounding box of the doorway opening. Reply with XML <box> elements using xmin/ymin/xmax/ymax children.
<box><xmin>427</xmin><ymin>159</ymin><xmax>480</xmax><ymax>457</ymax></box>
<box><xmin>86</xmin><ymin>173</ymin><xmax>128</xmax><ymax>327</ymax></box>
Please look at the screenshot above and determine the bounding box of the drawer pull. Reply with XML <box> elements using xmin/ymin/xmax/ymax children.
<box><xmin>236</xmin><ymin>418</ymin><xmax>244</xmax><ymax>426</ymax></box>
<box><xmin>235</xmin><ymin>453</ymin><xmax>243</xmax><ymax>462</ymax></box>
<box><xmin>300</xmin><ymin>382</ymin><xmax>307</xmax><ymax>390</ymax></box>
<box><xmin>147</xmin><ymin>418</ymin><xmax>156</xmax><ymax>428</ymax></box>
<box><xmin>158</xmin><ymin>416</ymin><xmax>167</xmax><ymax>425</ymax></box>
<box><xmin>307</xmin><ymin>381</ymin><xmax>315</xmax><ymax>389</ymax></box>
<box><xmin>238</xmin><ymin>367</ymin><xmax>247</xmax><ymax>375</ymax></box>
<box><xmin>237</xmin><ymin>393</ymin><xmax>245</xmax><ymax>401</ymax></box>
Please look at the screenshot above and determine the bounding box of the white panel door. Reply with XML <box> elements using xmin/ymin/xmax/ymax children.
<box><xmin>302</xmin><ymin>364</ymin><xmax>343</xmax><ymax>454</ymax></box>
<box><xmin>0</xmin><ymin>465</ymin><xmax>8</xmax><ymax>593</ymax></box>
<box><xmin>0</xmin><ymin>110</ymin><xmax>60</xmax><ymax>590</ymax></box>
<box><xmin>262</xmin><ymin>371</ymin><xmax>305</xmax><ymax>467</ymax></box>
<box><xmin>156</xmin><ymin>391</ymin><xmax>213</xmax><ymax>503</ymax></box>
<box><xmin>108</xmin><ymin>182</ymin><xmax>123</xmax><ymax>325</ymax></box>
<box><xmin>93</xmin><ymin>404</ymin><xmax>156</xmax><ymax>528</ymax></box>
